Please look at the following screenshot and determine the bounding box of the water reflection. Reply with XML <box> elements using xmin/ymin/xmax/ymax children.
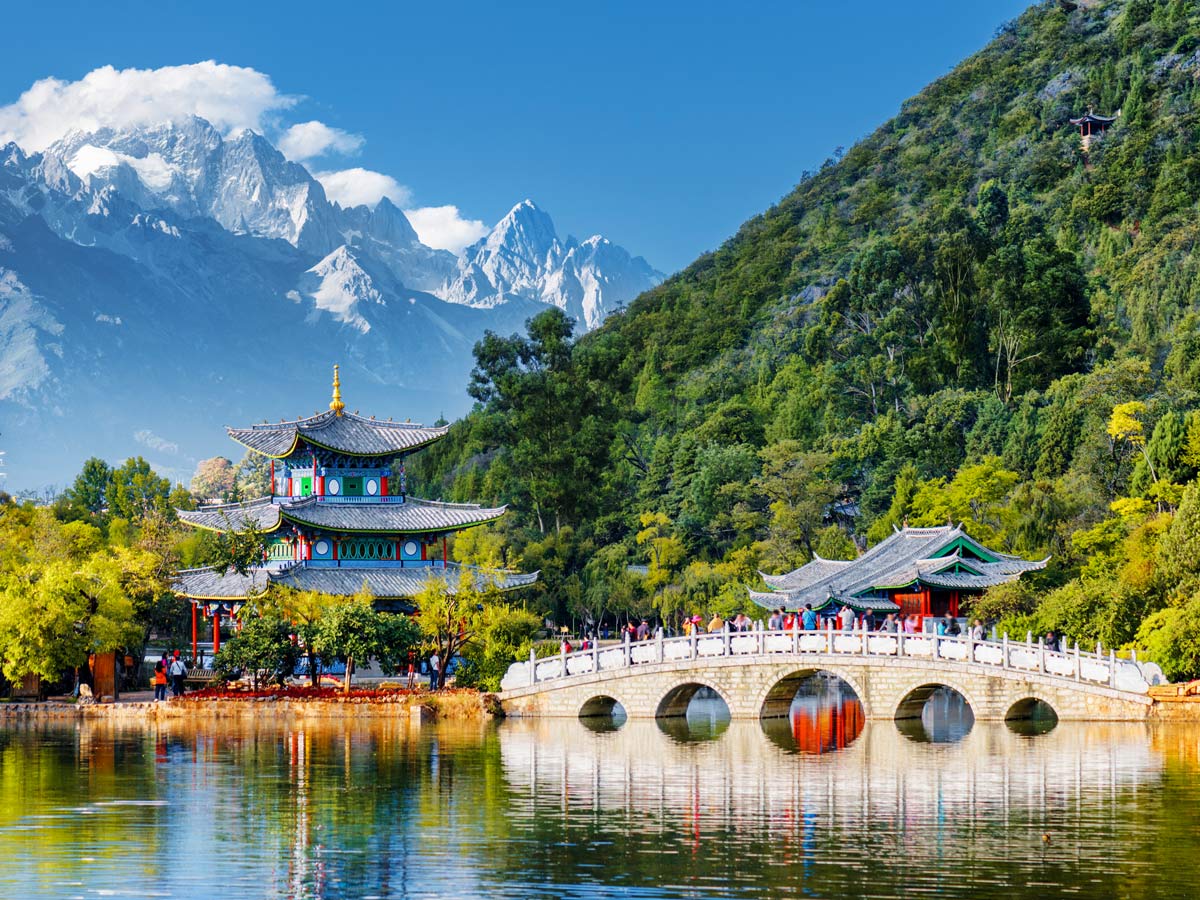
<box><xmin>656</xmin><ymin>688</ymin><xmax>731</xmax><ymax>742</ymax></box>
<box><xmin>895</xmin><ymin>685</ymin><xmax>975</xmax><ymax>744</ymax></box>
<box><xmin>762</xmin><ymin>673</ymin><xmax>865</xmax><ymax>755</ymax></box>
<box><xmin>1</xmin><ymin>716</ymin><xmax>1199</xmax><ymax>899</ymax></box>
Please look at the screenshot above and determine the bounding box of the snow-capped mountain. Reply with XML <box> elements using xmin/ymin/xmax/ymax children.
<box><xmin>0</xmin><ymin>117</ymin><xmax>663</xmax><ymax>489</ymax></box>
<box><xmin>439</xmin><ymin>200</ymin><xmax>663</xmax><ymax>329</ymax></box>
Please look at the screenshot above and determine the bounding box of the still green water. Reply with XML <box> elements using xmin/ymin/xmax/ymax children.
<box><xmin>1</xmin><ymin>705</ymin><xmax>1199</xmax><ymax>899</ymax></box>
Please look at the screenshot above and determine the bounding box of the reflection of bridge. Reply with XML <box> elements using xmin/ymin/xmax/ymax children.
<box><xmin>498</xmin><ymin>719</ymin><xmax>1167</xmax><ymax>838</ymax></box>
<box><xmin>499</xmin><ymin>630</ymin><xmax>1161</xmax><ymax>721</ymax></box>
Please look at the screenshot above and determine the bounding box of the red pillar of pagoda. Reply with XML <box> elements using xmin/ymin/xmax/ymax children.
<box><xmin>269</xmin><ymin>460</ymin><xmax>275</xmax><ymax>498</ymax></box>
<box><xmin>191</xmin><ymin>602</ymin><xmax>198</xmax><ymax>662</ymax></box>
<box><xmin>380</xmin><ymin>475</ymin><xmax>389</xmax><ymax>496</ymax></box>
<box><xmin>212</xmin><ymin>611</ymin><xmax>220</xmax><ymax>656</ymax></box>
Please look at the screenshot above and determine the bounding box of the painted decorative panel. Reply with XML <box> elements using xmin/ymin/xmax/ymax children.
<box><xmin>340</xmin><ymin>539</ymin><xmax>394</xmax><ymax>561</ymax></box>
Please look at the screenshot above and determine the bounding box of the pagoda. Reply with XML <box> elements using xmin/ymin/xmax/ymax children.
<box><xmin>174</xmin><ymin>366</ymin><xmax>537</xmax><ymax>657</ymax></box>
<box><xmin>1070</xmin><ymin>109</ymin><xmax>1118</xmax><ymax>152</ymax></box>
<box><xmin>749</xmin><ymin>524</ymin><xmax>1047</xmax><ymax>624</ymax></box>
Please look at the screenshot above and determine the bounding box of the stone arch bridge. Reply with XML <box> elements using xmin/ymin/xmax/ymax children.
<box><xmin>498</xmin><ymin>629</ymin><xmax>1161</xmax><ymax>722</ymax></box>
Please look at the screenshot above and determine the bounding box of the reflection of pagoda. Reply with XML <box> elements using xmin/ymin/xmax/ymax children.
<box><xmin>174</xmin><ymin>366</ymin><xmax>537</xmax><ymax>652</ymax></box>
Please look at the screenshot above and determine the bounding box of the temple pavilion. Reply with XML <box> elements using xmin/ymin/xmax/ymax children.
<box><xmin>748</xmin><ymin>524</ymin><xmax>1047</xmax><ymax>624</ymax></box>
<box><xmin>174</xmin><ymin>366</ymin><xmax>537</xmax><ymax>656</ymax></box>
<box><xmin>1070</xmin><ymin>109</ymin><xmax>1118</xmax><ymax>152</ymax></box>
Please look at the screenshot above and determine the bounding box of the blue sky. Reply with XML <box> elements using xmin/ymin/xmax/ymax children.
<box><xmin>0</xmin><ymin>0</ymin><xmax>1030</xmax><ymax>273</ymax></box>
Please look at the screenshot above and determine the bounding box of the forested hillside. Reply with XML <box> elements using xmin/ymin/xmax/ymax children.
<box><xmin>413</xmin><ymin>0</ymin><xmax>1200</xmax><ymax>678</ymax></box>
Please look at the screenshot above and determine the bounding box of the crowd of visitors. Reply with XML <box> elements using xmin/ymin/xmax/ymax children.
<box><xmin>556</xmin><ymin>610</ymin><xmax>1081</xmax><ymax>656</ymax></box>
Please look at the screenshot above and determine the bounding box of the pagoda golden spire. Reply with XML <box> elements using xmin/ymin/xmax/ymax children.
<box><xmin>330</xmin><ymin>364</ymin><xmax>345</xmax><ymax>416</ymax></box>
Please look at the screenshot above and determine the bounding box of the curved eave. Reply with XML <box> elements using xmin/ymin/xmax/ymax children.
<box><xmin>176</xmin><ymin>499</ymin><xmax>283</xmax><ymax>534</ymax></box>
<box><xmin>226</xmin><ymin>427</ymin><xmax>301</xmax><ymax>459</ymax></box>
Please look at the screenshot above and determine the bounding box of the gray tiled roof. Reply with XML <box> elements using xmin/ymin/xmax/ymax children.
<box><xmin>177</xmin><ymin>498</ymin><xmax>282</xmax><ymax>532</ymax></box>
<box><xmin>173</xmin><ymin>566</ymin><xmax>271</xmax><ymax>599</ymax></box>
<box><xmin>271</xmin><ymin>563</ymin><xmax>539</xmax><ymax>597</ymax></box>
<box><xmin>177</xmin><ymin>496</ymin><xmax>507</xmax><ymax>535</ymax></box>
<box><xmin>751</xmin><ymin>525</ymin><xmax>1047</xmax><ymax>611</ymax></box>
<box><xmin>173</xmin><ymin>562</ymin><xmax>538</xmax><ymax>601</ymax></box>
<box><xmin>228</xmin><ymin>411</ymin><xmax>449</xmax><ymax>458</ymax></box>
<box><xmin>280</xmin><ymin>497</ymin><xmax>507</xmax><ymax>533</ymax></box>
<box><xmin>747</xmin><ymin>590</ymin><xmax>900</xmax><ymax>613</ymax></box>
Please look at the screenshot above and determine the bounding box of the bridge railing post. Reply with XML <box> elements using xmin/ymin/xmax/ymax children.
<box><xmin>1038</xmin><ymin>637</ymin><xmax>1046</xmax><ymax>674</ymax></box>
<box><xmin>933</xmin><ymin>629</ymin><xmax>940</xmax><ymax>661</ymax></box>
<box><xmin>862</xmin><ymin>621</ymin><xmax>869</xmax><ymax>656</ymax></box>
<box><xmin>593</xmin><ymin>640</ymin><xmax>600</xmax><ymax>674</ymax></box>
<box><xmin>898</xmin><ymin>629</ymin><xmax>905</xmax><ymax>658</ymax></box>
<box><xmin>792</xmin><ymin>623</ymin><xmax>799</xmax><ymax>656</ymax></box>
<box><xmin>623</xmin><ymin>633</ymin><xmax>631</xmax><ymax>670</ymax></box>
<box><xmin>530</xmin><ymin>647</ymin><xmax>538</xmax><ymax>684</ymax></box>
<box><xmin>657</xmin><ymin>628</ymin><xmax>664</xmax><ymax>664</ymax></box>
<box><xmin>1109</xmin><ymin>649</ymin><xmax>1117</xmax><ymax>688</ymax></box>
<box><xmin>723</xmin><ymin>623</ymin><xmax>731</xmax><ymax>657</ymax></box>
<box><xmin>561</xmin><ymin>641</ymin><xmax>568</xmax><ymax>679</ymax></box>
<box><xmin>1074</xmin><ymin>641</ymin><xmax>1081</xmax><ymax>681</ymax></box>
<box><xmin>691</xmin><ymin>629</ymin><xmax>698</xmax><ymax>660</ymax></box>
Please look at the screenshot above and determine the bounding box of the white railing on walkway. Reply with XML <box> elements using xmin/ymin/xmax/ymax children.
<box><xmin>502</xmin><ymin>625</ymin><xmax>1164</xmax><ymax>695</ymax></box>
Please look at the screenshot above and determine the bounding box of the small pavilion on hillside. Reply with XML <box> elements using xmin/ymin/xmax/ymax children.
<box><xmin>1070</xmin><ymin>109</ymin><xmax>1118</xmax><ymax>151</ymax></box>
<box><xmin>748</xmin><ymin>524</ymin><xmax>1048</xmax><ymax>624</ymax></box>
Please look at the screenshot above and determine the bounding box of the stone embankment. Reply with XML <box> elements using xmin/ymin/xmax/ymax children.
<box><xmin>0</xmin><ymin>690</ymin><xmax>497</xmax><ymax>723</ymax></box>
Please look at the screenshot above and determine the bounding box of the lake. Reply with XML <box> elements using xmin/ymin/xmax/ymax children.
<box><xmin>2</xmin><ymin>691</ymin><xmax>1198</xmax><ymax>899</ymax></box>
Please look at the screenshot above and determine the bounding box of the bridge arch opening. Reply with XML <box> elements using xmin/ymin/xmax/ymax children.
<box><xmin>1005</xmin><ymin>697</ymin><xmax>1058</xmax><ymax>736</ymax></box>
<box><xmin>578</xmin><ymin>695</ymin><xmax>627</xmax><ymax>730</ymax></box>
<box><xmin>895</xmin><ymin>684</ymin><xmax>974</xmax><ymax>744</ymax></box>
<box><xmin>760</xmin><ymin>670</ymin><xmax>865</xmax><ymax>754</ymax></box>
<box><xmin>655</xmin><ymin>683</ymin><xmax>730</xmax><ymax>742</ymax></box>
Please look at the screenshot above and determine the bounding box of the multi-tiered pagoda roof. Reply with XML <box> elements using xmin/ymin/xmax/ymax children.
<box><xmin>750</xmin><ymin>524</ymin><xmax>1047</xmax><ymax>619</ymax></box>
<box><xmin>173</xmin><ymin>366</ymin><xmax>537</xmax><ymax>611</ymax></box>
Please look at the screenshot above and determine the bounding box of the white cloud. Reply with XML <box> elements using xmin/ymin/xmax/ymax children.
<box><xmin>278</xmin><ymin>120</ymin><xmax>363</xmax><ymax>161</ymax></box>
<box><xmin>314</xmin><ymin>168</ymin><xmax>412</xmax><ymax>209</ymax></box>
<box><xmin>0</xmin><ymin>62</ymin><xmax>295</xmax><ymax>151</ymax></box>
<box><xmin>404</xmin><ymin>205</ymin><xmax>489</xmax><ymax>253</ymax></box>
<box><xmin>134</xmin><ymin>428</ymin><xmax>179</xmax><ymax>456</ymax></box>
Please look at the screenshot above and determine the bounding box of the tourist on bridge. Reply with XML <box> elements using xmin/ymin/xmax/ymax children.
<box><xmin>768</xmin><ymin>608</ymin><xmax>783</xmax><ymax>630</ymax></box>
<box><xmin>801</xmin><ymin>604</ymin><xmax>818</xmax><ymax>630</ymax></box>
<box><xmin>882</xmin><ymin>614</ymin><xmax>898</xmax><ymax>633</ymax></box>
<box><xmin>689</xmin><ymin>614</ymin><xmax>705</xmax><ymax>634</ymax></box>
<box><xmin>861</xmin><ymin>611</ymin><xmax>875</xmax><ymax>632</ymax></box>
<box><xmin>636</xmin><ymin>619</ymin><xmax>650</xmax><ymax>641</ymax></box>
<box><xmin>903</xmin><ymin>614</ymin><xmax>919</xmax><ymax>633</ymax></box>
<box><xmin>838</xmin><ymin>605</ymin><xmax>855</xmax><ymax>631</ymax></box>
<box><xmin>732</xmin><ymin>613</ymin><xmax>751</xmax><ymax>632</ymax></box>
<box><xmin>708</xmin><ymin>614</ymin><xmax>725</xmax><ymax>633</ymax></box>
<box><xmin>970</xmin><ymin>619</ymin><xmax>985</xmax><ymax>642</ymax></box>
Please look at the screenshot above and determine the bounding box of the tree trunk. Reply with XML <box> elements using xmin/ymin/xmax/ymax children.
<box><xmin>309</xmin><ymin>647</ymin><xmax>319</xmax><ymax>687</ymax></box>
<box><xmin>343</xmin><ymin>656</ymin><xmax>353</xmax><ymax>694</ymax></box>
